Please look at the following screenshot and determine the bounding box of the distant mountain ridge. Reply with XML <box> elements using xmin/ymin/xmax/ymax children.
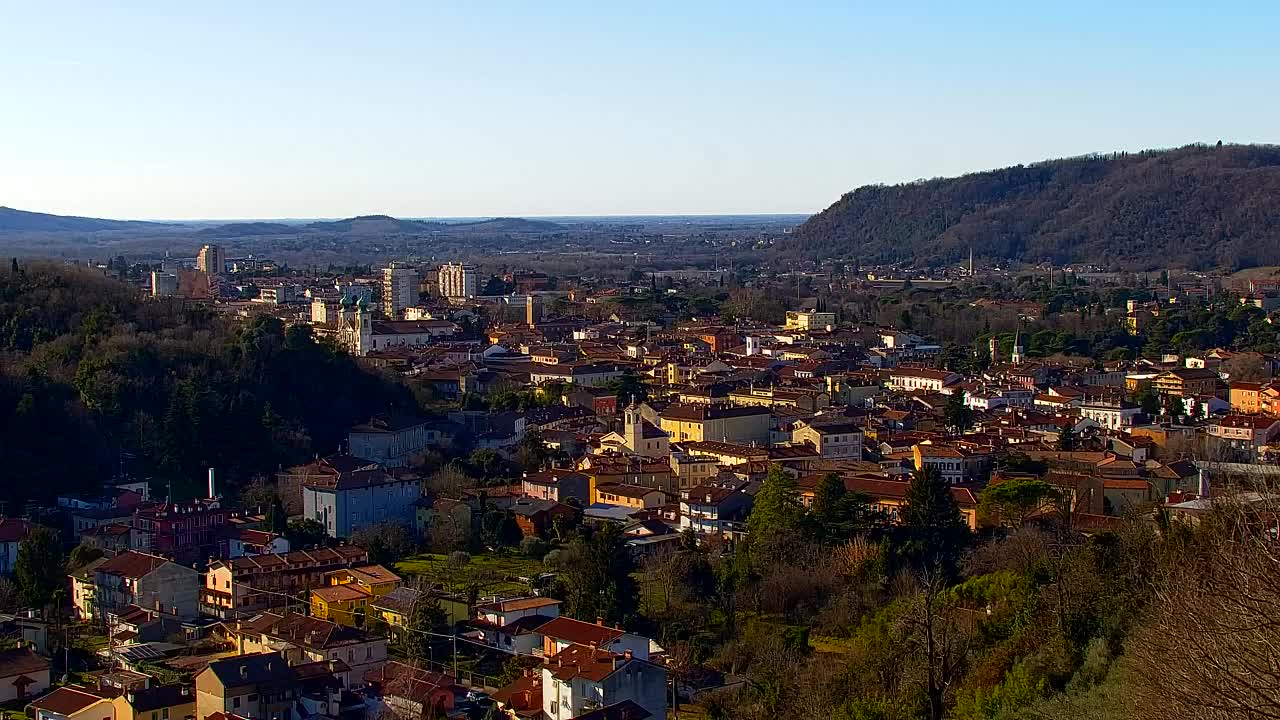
<box><xmin>785</xmin><ymin>144</ymin><xmax>1280</xmax><ymax>270</ymax></box>
<box><xmin>0</xmin><ymin>206</ymin><xmax>172</xmax><ymax>233</ymax></box>
<box><xmin>0</xmin><ymin>207</ymin><xmax>568</xmax><ymax>238</ymax></box>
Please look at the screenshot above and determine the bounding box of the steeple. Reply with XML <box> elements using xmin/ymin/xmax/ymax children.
<box><xmin>1011</xmin><ymin>330</ymin><xmax>1025</xmax><ymax>365</ymax></box>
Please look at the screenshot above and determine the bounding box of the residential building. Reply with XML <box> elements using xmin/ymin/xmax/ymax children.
<box><xmin>202</xmin><ymin>546</ymin><xmax>369</xmax><ymax>619</ymax></box>
<box><xmin>529</xmin><ymin>362</ymin><xmax>626</xmax><ymax>388</ymax></box>
<box><xmin>111</xmin><ymin>684</ymin><xmax>196</xmax><ymax>720</ymax></box>
<box><xmin>791</xmin><ymin>420</ymin><xmax>864</xmax><ymax>459</ymax></box>
<box><xmin>194</xmin><ymin>652</ymin><xmax>299</xmax><ymax>720</ymax></box>
<box><xmin>438</xmin><ymin>262</ymin><xmax>477</xmax><ymax>299</ymax></box>
<box><xmin>1153</xmin><ymin>367</ymin><xmax>1221</xmax><ymax>397</ymax></box>
<box><xmin>510</xmin><ymin>499</ymin><xmax>578</xmax><ymax>538</ymax></box>
<box><xmin>888</xmin><ymin>368</ymin><xmax>961</xmax><ymax>392</ymax></box>
<box><xmin>591</xmin><ymin>484</ymin><xmax>668</xmax><ymax>509</ymax></box>
<box><xmin>382</xmin><ymin>264</ymin><xmax>418</xmax><ymax>318</ymax></box>
<box><xmin>913</xmin><ymin>443</ymin><xmax>992</xmax><ymax>485</ymax></box>
<box><xmin>150</xmin><ymin>271</ymin><xmax>177</xmax><ymax>298</ymax></box>
<box><xmin>348</xmin><ymin>414</ymin><xmax>433</xmax><ymax>468</ymax></box>
<box><xmin>658</xmin><ymin>404</ymin><xmax>771</xmax><ymax>445</ymax></box>
<box><xmin>1078</xmin><ymin>401</ymin><xmax>1143</xmax><ymax>429</ymax></box>
<box><xmin>522</xmin><ymin>471</ymin><xmax>592</xmax><ymax>504</ymax></box>
<box><xmin>132</xmin><ymin>500</ymin><xmax>231</xmax><ymax>564</ymax></box>
<box><xmin>90</xmin><ymin>551</ymin><xmax>199</xmax><ymax>620</ymax></box>
<box><xmin>363</xmin><ymin>661</ymin><xmax>460</xmax><ymax>720</ymax></box>
<box><xmin>473</xmin><ymin>596</ymin><xmax>563</xmax><ymax>655</ymax></box>
<box><xmin>1206</xmin><ymin>415</ymin><xmax>1280</xmax><ymax>456</ymax></box>
<box><xmin>302</xmin><ymin>466</ymin><xmax>420</xmax><ymax>539</ymax></box>
<box><xmin>784</xmin><ymin>310</ymin><xmax>836</xmax><ymax>332</ymax></box>
<box><xmin>541</xmin><ymin>644</ymin><xmax>666</xmax><ymax>720</ymax></box>
<box><xmin>371</xmin><ymin>587</ymin><xmax>470</xmax><ymax>638</ymax></box>
<box><xmin>1229</xmin><ymin>381</ymin><xmax>1267</xmax><ymax>414</ymax></box>
<box><xmin>227</xmin><ymin>612</ymin><xmax>388</xmax><ymax>677</ymax></box>
<box><xmin>29</xmin><ymin>687</ymin><xmax>114</xmax><ymax>720</ymax></box>
<box><xmin>0</xmin><ymin>517</ymin><xmax>33</xmax><ymax>575</ymax></box>
<box><xmin>70</xmin><ymin>557</ymin><xmax>109</xmax><ymax>621</ymax></box>
<box><xmin>537</xmin><ymin>617</ymin><xmax>653</xmax><ymax>661</ymax></box>
<box><xmin>679</xmin><ymin>485</ymin><xmax>752</xmax><ymax>541</ymax></box>
<box><xmin>310</xmin><ymin>565</ymin><xmax>401</xmax><ymax>626</ymax></box>
<box><xmin>0</xmin><ymin>647</ymin><xmax>50</xmax><ymax>703</ymax></box>
<box><xmin>196</xmin><ymin>244</ymin><xmax>226</xmax><ymax>275</ymax></box>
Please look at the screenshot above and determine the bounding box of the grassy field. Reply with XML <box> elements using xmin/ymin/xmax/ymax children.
<box><xmin>395</xmin><ymin>551</ymin><xmax>547</xmax><ymax>596</ymax></box>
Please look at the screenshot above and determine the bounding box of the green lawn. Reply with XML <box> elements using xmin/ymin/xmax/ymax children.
<box><xmin>395</xmin><ymin>551</ymin><xmax>547</xmax><ymax>596</ymax></box>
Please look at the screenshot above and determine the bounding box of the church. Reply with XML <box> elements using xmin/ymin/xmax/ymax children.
<box><xmin>597</xmin><ymin>401</ymin><xmax>670</xmax><ymax>458</ymax></box>
<box><xmin>336</xmin><ymin>295</ymin><xmax>458</xmax><ymax>356</ymax></box>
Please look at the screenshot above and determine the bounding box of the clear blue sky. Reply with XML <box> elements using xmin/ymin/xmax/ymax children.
<box><xmin>1</xmin><ymin>1</ymin><xmax>1275</xmax><ymax>220</ymax></box>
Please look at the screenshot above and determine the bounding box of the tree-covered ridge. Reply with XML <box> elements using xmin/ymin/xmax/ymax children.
<box><xmin>785</xmin><ymin>144</ymin><xmax>1280</xmax><ymax>270</ymax></box>
<box><xmin>0</xmin><ymin>262</ymin><xmax>415</xmax><ymax>504</ymax></box>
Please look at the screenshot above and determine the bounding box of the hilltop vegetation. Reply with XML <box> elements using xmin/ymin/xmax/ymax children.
<box><xmin>0</xmin><ymin>262</ymin><xmax>414</xmax><ymax>505</ymax></box>
<box><xmin>785</xmin><ymin>144</ymin><xmax>1280</xmax><ymax>270</ymax></box>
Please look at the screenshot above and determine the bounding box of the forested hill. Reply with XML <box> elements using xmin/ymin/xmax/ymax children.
<box><xmin>0</xmin><ymin>262</ymin><xmax>417</xmax><ymax>506</ymax></box>
<box><xmin>784</xmin><ymin>144</ymin><xmax>1280</xmax><ymax>270</ymax></box>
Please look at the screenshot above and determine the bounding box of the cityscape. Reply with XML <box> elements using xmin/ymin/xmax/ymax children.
<box><xmin>2</xmin><ymin>4</ymin><xmax>1279</xmax><ymax>720</ymax></box>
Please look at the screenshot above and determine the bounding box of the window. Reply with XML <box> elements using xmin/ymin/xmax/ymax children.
<box><xmin>366</xmin><ymin>646</ymin><xmax>372</xmax><ymax>660</ymax></box>
<box><xmin>233</xmin><ymin>698</ymin><xmax>241</xmax><ymax>709</ymax></box>
<box><xmin>550</xmin><ymin>702</ymin><xmax>558</xmax><ymax>715</ymax></box>
<box><xmin>163</xmin><ymin>710</ymin><xmax>169</xmax><ymax>720</ymax></box>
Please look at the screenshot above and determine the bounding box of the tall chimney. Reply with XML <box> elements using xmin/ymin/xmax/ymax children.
<box><xmin>208</xmin><ymin>468</ymin><xmax>217</xmax><ymax>499</ymax></box>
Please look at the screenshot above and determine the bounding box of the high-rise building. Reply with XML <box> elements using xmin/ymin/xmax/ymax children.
<box><xmin>438</xmin><ymin>262</ymin><xmax>477</xmax><ymax>299</ymax></box>
<box><xmin>382</xmin><ymin>264</ymin><xmax>418</xmax><ymax>318</ymax></box>
<box><xmin>150</xmin><ymin>271</ymin><xmax>177</xmax><ymax>297</ymax></box>
<box><xmin>196</xmin><ymin>244</ymin><xmax>226</xmax><ymax>275</ymax></box>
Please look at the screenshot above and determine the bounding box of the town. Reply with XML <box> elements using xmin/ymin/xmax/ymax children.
<box><xmin>3</xmin><ymin>243</ymin><xmax>1279</xmax><ymax>720</ymax></box>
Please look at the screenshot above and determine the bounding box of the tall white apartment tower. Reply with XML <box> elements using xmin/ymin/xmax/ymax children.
<box><xmin>196</xmin><ymin>244</ymin><xmax>226</xmax><ymax>275</ymax></box>
<box><xmin>382</xmin><ymin>264</ymin><xmax>418</xmax><ymax>319</ymax></box>
<box><xmin>438</xmin><ymin>262</ymin><xmax>477</xmax><ymax>299</ymax></box>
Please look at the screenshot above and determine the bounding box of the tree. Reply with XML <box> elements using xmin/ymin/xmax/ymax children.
<box><xmin>482</xmin><ymin>510</ymin><xmax>523</xmax><ymax>548</ymax></box>
<box><xmin>980</xmin><ymin>477</ymin><xmax>1056</xmax><ymax>527</ymax></box>
<box><xmin>897</xmin><ymin>469</ymin><xmax>969</xmax><ymax>577</ymax></box>
<box><xmin>560</xmin><ymin>522</ymin><xmax>638</xmax><ymax>623</ymax></box>
<box><xmin>16</xmin><ymin>526</ymin><xmax>64</xmax><ymax>609</ymax></box>
<box><xmin>944</xmin><ymin>391</ymin><xmax>974</xmax><ymax>433</ymax></box>
<box><xmin>286</xmin><ymin>518</ymin><xmax>329</xmax><ymax>548</ymax></box>
<box><xmin>1135</xmin><ymin>388</ymin><xmax>1161</xmax><ymax>416</ymax></box>
<box><xmin>747</xmin><ymin>465</ymin><xmax>806</xmax><ymax>553</ymax></box>
<box><xmin>402</xmin><ymin>581</ymin><xmax>449</xmax><ymax>660</ymax></box>
<box><xmin>608</xmin><ymin>371</ymin><xmax>649</xmax><ymax>404</ymax></box>
<box><xmin>351</xmin><ymin>521</ymin><xmax>416</xmax><ymax>566</ymax></box>
<box><xmin>67</xmin><ymin>543</ymin><xmax>104</xmax><ymax>571</ymax></box>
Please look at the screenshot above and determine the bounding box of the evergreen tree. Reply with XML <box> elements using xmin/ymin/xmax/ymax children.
<box><xmin>561</xmin><ymin>522</ymin><xmax>637</xmax><ymax>623</ymax></box>
<box><xmin>402</xmin><ymin>591</ymin><xmax>448</xmax><ymax>659</ymax></box>
<box><xmin>944</xmin><ymin>391</ymin><xmax>975</xmax><ymax>433</ymax></box>
<box><xmin>15</xmin><ymin>527</ymin><xmax>64</xmax><ymax>608</ymax></box>
<box><xmin>897</xmin><ymin>469</ymin><xmax>969</xmax><ymax>576</ymax></box>
<box><xmin>747</xmin><ymin>465</ymin><xmax>806</xmax><ymax>548</ymax></box>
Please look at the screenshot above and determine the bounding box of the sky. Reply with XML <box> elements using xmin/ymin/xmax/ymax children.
<box><xmin>1</xmin><ymin>1</ymin><xmax>1277</xmax><ymax>220</ymax></box>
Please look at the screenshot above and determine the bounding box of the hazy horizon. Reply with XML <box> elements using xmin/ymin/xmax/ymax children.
<box><xmin>3</xmin><ymin>2</ymin><xmax>1277</xmax><ymax>219</ymax></box>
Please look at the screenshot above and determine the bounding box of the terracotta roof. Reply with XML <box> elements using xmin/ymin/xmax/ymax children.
<box><xmin>97</xmin><ymin>551</ymin><xmax>168</xmax><ymax>579</ymax></box>
<box><xmin>0</xmin><ymin>518</ymin><xmax>33</xmax><ymax>543</ymax></box>
<box><xmin>30</xmin><ymin>687</ymin><xmax>108</xmax><ymax>715</ymax></box>
<box><xmin>0</xmin><ymin>647</ymin><xmax>49</xmax><ymax>679</ymax></box>
<box><xmin>543</xmin><ymin>644</ymin><xmax>622</xmax><ymax>683</ymax></box>
<box><xmin>312</xmin><ymin>584</ymin><xmax>371</xmax><ymax>603</ymax></box>
<box><xmin>537</xmin><ymin>617</ymin><xmax>624</xmax><ymax>647</ymax></box>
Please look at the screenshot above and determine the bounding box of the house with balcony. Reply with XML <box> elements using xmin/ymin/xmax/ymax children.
<box><xmin>678</xmin><ymin>484</ymin><xmax>752</xmax><ymax>544</ymax></box>
<box><xmin>203</xmin><ymin>546</ymin><xmax>369</xmax><ymax>620</ymax></box>
<box><xmin>87</xmin><ymin>551</ymin><xmax>199</xmax><ymax>621</ymax></box>
<box><xmin>541</xmin><ymin>644</ymin><xmax>666</xmax><ymax>720</ymax></box>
